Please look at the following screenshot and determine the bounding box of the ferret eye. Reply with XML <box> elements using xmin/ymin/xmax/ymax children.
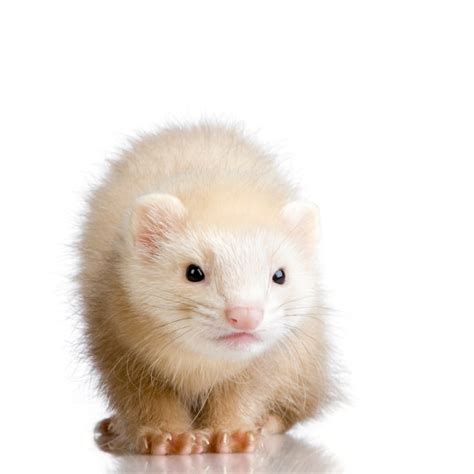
<box><xmin>272</xmin><ymin>268</ymin><xmax>286</xmax><ymax>285</ymax></box>
<box><xmin>186</xmin><ymin>264</ymin><xmax>205</xmax><ymax>282</ymax></box>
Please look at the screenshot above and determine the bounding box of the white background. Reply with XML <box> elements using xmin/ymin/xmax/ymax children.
<box><xmin>1</xmin><ymin>1</ymin><xmax>473</xmax><ymax>473</ymax></box>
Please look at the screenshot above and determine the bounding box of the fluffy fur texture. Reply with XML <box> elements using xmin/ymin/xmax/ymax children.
<box><xmin>78</xmin><ymin>123</ymin><xmax>334</xmax><ymax>455</ymax></box>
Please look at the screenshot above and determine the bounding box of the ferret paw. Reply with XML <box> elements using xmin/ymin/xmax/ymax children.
<box><xmin>94</xmin><ymin>416</ymin><xmax>124</xmax><ymax>452</ymax></box>
<box><xmin>211</xmin><ymin>429</ymin><xmax>261</xmax><ymax>453</ymax></box>
<box><xmin>138</xmin><ymin>429</ymin><xmax>211</xmax><ymax>455</ymax></box>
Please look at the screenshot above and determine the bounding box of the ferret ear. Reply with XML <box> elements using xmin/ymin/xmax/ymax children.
<box><xmin>129</xmin><ymin>193</ymin><xmax>187</xmax><ymax>258</ymax></box>
<box><xmin>280</xmin><ymin>200</ymin><xmax>320</xmax><ymax>253</ymax></box>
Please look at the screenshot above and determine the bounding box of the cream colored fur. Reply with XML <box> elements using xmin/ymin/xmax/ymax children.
<box><xmin>78</xmin><ymin>123</ymin><xmax>333</xmax><ymax>454</ymax></box>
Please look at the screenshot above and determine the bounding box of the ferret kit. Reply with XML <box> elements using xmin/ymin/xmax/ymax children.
<box><xmin>78</xmin><ymin>124</ymin><xmax>335</xmax><ymax>455</ymax></box>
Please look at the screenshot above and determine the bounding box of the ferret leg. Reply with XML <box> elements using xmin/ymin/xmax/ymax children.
<box><xmin>197</xmin><ymin>387</ymin><xmax>267</xmax><ymax>453</ymax></box>
<box><xmin>206</xmin><ymin>414</ymin><xmax>287</xmax><ymax>452</ymax></box>
<box><xmin>120</xmin><ymin>392</ymin><xmax>210</xmax><ymax>455</ymax></box>
<box><xmin>129</xmin><ymin>392</ymin><xmax>209</xmax><ymax>455</ymax></box>
<box><xmin>96</xmin><ymin>388</ymin><xmax>210</xmax><ymax>455</ymax></box>
<box><xmin>95</xmin><ymin>413</ymin><xmax>211</xmax><ymax>455</ymax></box>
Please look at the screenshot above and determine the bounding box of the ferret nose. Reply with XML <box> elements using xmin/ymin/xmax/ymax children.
<box><xmin>225</xmin><ymin>306</ymin><xmax>264</xmax><ymax>331</ymax></box>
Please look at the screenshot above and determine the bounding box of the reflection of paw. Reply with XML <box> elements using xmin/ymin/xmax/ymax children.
<box><xmin>138</xmin><ymin>429</ymin><xmax>211</xmax><ymax>455</ymax></box>
<box><xmin>211</xmin><ymin>430</ymin><xmax>261</xmax><ymax>453</ymax></box>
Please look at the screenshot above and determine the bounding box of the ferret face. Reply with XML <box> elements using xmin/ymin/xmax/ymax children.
<box><xmin>124</xmin><ymin>194</ymin><xmax>320</xmax><ymax>361</ymax></box>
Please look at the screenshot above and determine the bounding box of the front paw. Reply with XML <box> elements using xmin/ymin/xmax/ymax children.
<box><xmin>94</xmin><ymin>416</ymin><xmax>127</xmax><ymax>453</ymax></box>
<box><xmin>138</xmin><ymin>429</ymin><xmax>211</xmax><ymax>455</ymax></box>
<box><xmin>211</xmin><ymin>429</ymin><xmax>261</xmax><ymax>453</ymax></box>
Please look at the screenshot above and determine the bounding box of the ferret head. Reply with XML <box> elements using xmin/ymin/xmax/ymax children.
<box><xmin>122</xmin><ymin>193</ymin><xmax>321</xmax><ymax>362</ymax></box>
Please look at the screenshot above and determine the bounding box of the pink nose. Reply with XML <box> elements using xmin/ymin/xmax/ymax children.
<box><xmin>225</xmin><ymin>306</ymin><xmax>264</xmax><ymax>330</ymax></box>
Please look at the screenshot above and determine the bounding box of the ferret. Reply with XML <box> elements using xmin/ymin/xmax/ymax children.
<box><xmin>78</xmin><ymin>123</ymin><xmax>334</xmax><ymax>455</ymax></box>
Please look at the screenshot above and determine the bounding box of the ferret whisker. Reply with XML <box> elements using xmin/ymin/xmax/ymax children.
<box><xmin>152</xmin><ymin>291</ymin><xmax>220</xmax><ymax>311</ymax></box>
<box><xmin>276</xmin><ymin>333</ymin><xmax>309</xmax><ymax>412</ymax></box>
<box><xmin>143</xmin><ymin>299</ymin><xmax>219</xmax><ymax>316</ymax></box>
<box><xmin>284</xmin><ymin>315</ymin><xmax>324</xmax><ymax>324</ymax></box>
<box><xmin>151</xmin><ymin>323</ymin><xmax>192</xmax><ymax>339</ymax></box>
<box><xmin>132</xmin><ymin>327</ymin><xmax>194</xmax><ymax>384</ymax></box>
<box><xmin>148</xmin><ymin>327</ymin><xmax>195</xmax><ymax>369</ymax></box>
<box><xmin>141</xmin><ymin>301</ymin><xmax>217</xmax><ymax>319</ymax></box>
<box><xmin>272</xmin><ymin>293</ymin><xmax>320</xmax><ymax>311</ymax></box>
<box><xmin>108</xmin><ymin>325</ymin><xmax>193</xmax><ymax>387</ymax></box>
<box><xmin>284</xmin><ymin>311</ymin><xmax>323</xmax><ymax>318</ymax></box>
<box><xmin>282</xmin><ymin>305</ymin><xmax>321</xmax><ymax>312</ymax></box>
<box><xmin>284</xmin><ymin>324</ymin><xmax>321</xmax><ymax>346</ymax></box>
<box><xmin>151</xmin><ymin>317</ymin><xmax>193</xmax><ymax>331</ymax></box>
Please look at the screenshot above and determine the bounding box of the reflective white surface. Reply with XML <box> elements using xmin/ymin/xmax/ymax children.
<box><xmin>104</xmin><ymin>435</ymin><xmax>340</xmax><ymax>473</ymax></box>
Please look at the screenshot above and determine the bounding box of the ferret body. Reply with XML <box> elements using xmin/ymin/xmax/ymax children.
<box><xmin>78</xmin><ymin>124</ymin><xmax>333</xmax><ymax>454</ymax></box>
